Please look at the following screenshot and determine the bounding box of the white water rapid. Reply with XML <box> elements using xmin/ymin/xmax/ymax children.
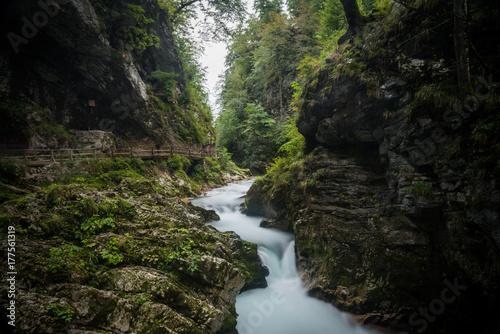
<box><xmin>191</xmin><ymin>179</ymin><xmax>380</xmax><ymax>334</ymax></box>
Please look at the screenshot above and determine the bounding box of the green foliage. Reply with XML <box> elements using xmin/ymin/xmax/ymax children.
<box><xmin>27</xmin><ymin>123</ymin><xmax>76</xmax><ymax>148</ymax></box>
<box><xmin>257</xmin><ymin>116</ymin><xmax>307</xmax><ymax>197</ymax></box>
<box><xmin>165</xmin><ymin>228</ymin><xmax>202</xmax><ymax>272</ymax></box>
<box><xmin>141</xmin><ymin>228</ymin><xmax>203</xmax><ymax>273</ymax></box>
<box><xmin>472</xmin><ymin>121</ymin><xmax>495</xmax><ymax>147</ymax></box>
<box><xmin>45</xmin><ymin>184</ymin><xmax>77</xmax><ymax>208</ymax></box>
<box><xmin>277</xmin><ymin>116</ymin><xmax>305</xmax><ymax>157</ymax></box>
<box><xmin>148</xmin><ymin>71</ymin><xmax>179</xmax><ymax>102</ymax></box>
<box><xmin>167</xmin><ymin>155</ymin><xmax>191</xmax><ymax>172</ymax></box>
<box><xmin>0</xmin><ymin>160</ymin><xmax>26</xmax><ymax>180</ymax></box>
<box><xmin>74</xmin><ymin>197</ymin><xmax>99</xmax><ymax>222</ymax></box>
<box><xmin>170</xmin><ymin>0</ymin><xmax>246</xmax><ymax>41</ymax></box>
<box><xmin>100</xmin><ymin>237</ymin><xmax>124</xmax><ymax>265</ymax></box>
<box><xmin>371</xmin><ymin>0</ymin><xmax>392</xmax><ymax>17</ymax></box>
<box><xmin>156</xmin><ymin>30</ymin><xmax>214</xmax><ymax>145</ymax></box>
<box><xmin>46</xmin><ymin>244</ymin><xmax>86</xmax><ymax>273</ymax></box>
<box><xmin>48</xmin><ymin>303</ymin><xmax>76</xmax><ymax>324</ymax></box>
<box><xmin>123</xmin><ymin>3</ymin><xmax>159</xmax><ymax>50</ymax></box>
<box><xmin>100</xmin><ymin>197</ymin><xmax>135</xmax><ymax>219</ymax></box>
<box><xmin>76</xmin><ymin>214</ymin><xmax>116</xmax><ymax>241</ymax></box>
<box><xmin>254</xmin><ymin>0</ymin><xmax>283</xmax><ymax>23</ymax></box>
<box><xmin>217</xmin><ymin>5</ymin><xmax>321</xmax><ymax>166</ymax></box>
<box><xmin>318</xmin><ymin>0</ymin><xmax>347</xmax><ymax>40</ymax></box>
<box><xmin>409</xmin><ymin>181</ymin><xmax>434</xmax><ymax>199</ymax></box>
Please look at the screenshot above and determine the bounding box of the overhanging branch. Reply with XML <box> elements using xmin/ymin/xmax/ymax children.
<box><xmin>175</xmin><ymin>0</ymin><xmax>202</xmax><ymax>14</ymax></box>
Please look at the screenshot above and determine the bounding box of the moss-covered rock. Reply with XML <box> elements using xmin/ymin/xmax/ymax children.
<box><xmin>248</xmin><ymin>1</ymin><xmax>500</xmax><ymax>333</ymax></box>
<box><xmin>0</xmin><ymin>158</ymin><xmax>251</xmax><ymax>334</ymax></box>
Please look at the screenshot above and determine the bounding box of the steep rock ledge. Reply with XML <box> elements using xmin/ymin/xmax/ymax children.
<box><xmin>0</xmin><ymin>0</ymin><xmax>197</xmax><ymax>148</ymax></box>
<box><xmin>0</xmin><ymin>161</ymin><xmax>261</xmax><ymax>333</ymax></box>
<box><xmin>247</xmin><ymin>3</ymin><xmax>500</xmax><ymax>333</ymax></box>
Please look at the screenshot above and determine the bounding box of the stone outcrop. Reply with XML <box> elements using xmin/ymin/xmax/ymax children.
<box><xmin>0</xmin><ymin>162</ymin><xmax>260</xmax><ymax>333</ymax></box>
<box><xmin>0</xmin><ymin>0</ymin><xmax>192</xmax><ymax>148</ymax></box>
<box><xmin>247</xmin><ymin>3</ymin><xmax>500</xmax><ymax>333</ymax></box>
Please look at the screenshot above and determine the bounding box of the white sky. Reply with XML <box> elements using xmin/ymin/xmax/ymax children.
<box><xmin>199</xmin><ymin>41</ymin><xmax>227</xmax><ymax>117</ymax></box>
<box><xmin>194</xmin><ymin>1</ymin><xmax>255</xmax><ymax>118</ymax></box>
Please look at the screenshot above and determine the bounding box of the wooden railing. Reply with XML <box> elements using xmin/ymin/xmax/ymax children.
<box><xmin>0</xmin><ymin>146</ymin><xmax>218</xmax><ymax>167</ymax></box>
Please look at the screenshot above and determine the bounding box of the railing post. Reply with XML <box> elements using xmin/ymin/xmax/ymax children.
<box><xmin>70</xmin><ymin>150</ymin><xmax>73</xmax><ymax>161</ymax></box>
<box><xmin>130</xmin><ymin>147</ymin><xmax>133</xmax><ymax>158</ymax></box>
<box><xmin>151</xmin><ymin>147</ymin><xmax>154</xmax><ymax>157</ymax></box>
<box><xmin>170</xmin><ymin>147</ymin><xmax>173</xmax><ymax>157</ymax></box>
<box><xmin>51</xmin><ymin>150</ymin><xmax>56</xmax><ymax>163</ymax></box>
<box><xmin>111</xmin><ymin>148</ymin><xmax>114</xmax><ymax>159</ymax></box>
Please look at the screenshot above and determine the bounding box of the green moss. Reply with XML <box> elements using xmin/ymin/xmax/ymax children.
<box><xmin>409</xmin><ymin>181</ymin><xmax>434</xmax><ymax>199</ymax></box>
<box><xmin>27</xmin><ymin>123</ymin><xmax>76</xmax><ymax>148</ymax></box>
<box><xmin>217</xmin><ymin>307</ymin><xmax>237</xmax><ymax>333</ymax></box>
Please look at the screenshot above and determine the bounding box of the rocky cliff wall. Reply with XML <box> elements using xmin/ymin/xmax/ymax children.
<box><xmin>0</xmin><ymin>160</ymin><xmax>262</xmax><ymax>334</ymax></box>
<box><xmin>246</xmin><ymin>2</ymin><xmax>500</xmax><ymax>333</ymax></box>
<box><xmin>0</xmin><ymin>0</ymin><xmax>196</xmax><ymax>149</ymax></box>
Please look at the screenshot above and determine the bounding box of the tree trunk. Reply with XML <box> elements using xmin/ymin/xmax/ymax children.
<box><xmin>453</xmin><ymin>0</ymin><xmax>472</xmax><ymax>100</ymax></box>
<box><xmin>339</xmin><ymin>0</ymin><xmax>364</xmax><ymax>34</ymax></box>
<box><xmin>279</xmin><ymin>74</ymin><xmax>284</xmax><ymax>120</ymax></box>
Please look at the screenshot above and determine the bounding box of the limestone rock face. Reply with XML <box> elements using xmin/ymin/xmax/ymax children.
<box><xmin>0</xmin><ymin>0</ymin><xmax>184</xmax><ymax>148</ymax></box>
<box><xmin>249</xmin><ymin>4</ymin><xmax>500</xmax><ymax>333</ymax></box>
<box><xmin>0</xmin><ymin>169</ymin><xmax>259</xmax><ymax>334</ymax></box>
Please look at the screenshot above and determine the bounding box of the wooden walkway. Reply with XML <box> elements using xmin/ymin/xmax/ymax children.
<box><xmin>0</xmin><ymin>146</ymin><xmax>217</xmax><ymax>167</ymax></box>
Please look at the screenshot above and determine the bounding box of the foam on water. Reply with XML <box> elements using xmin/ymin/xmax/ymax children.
<box><xmin>191</xmin><ymin>179</ymin><xmax>379</xmax><ymax>334</ymax></box>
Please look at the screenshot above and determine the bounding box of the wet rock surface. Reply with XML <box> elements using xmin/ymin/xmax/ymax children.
<box><xmin>247</xmin><ymin>5</ymin><xmax>500</xmax><ymax>333</ymax></box>
<box><xmin>0</xmin><ymin>166</ymin><xmax>258</xmax><ymax>334</ymax></box>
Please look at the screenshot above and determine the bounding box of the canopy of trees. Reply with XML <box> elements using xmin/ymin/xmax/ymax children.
<box><xmin>216</xmin><ymin>0</ymin><xmax>377</xmax><ymax>168</ymax></box>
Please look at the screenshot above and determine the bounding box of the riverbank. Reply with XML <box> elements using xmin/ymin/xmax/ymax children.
<box><xmin>193</xmin><ymin>180</ymin><xmax>381</xmax><ymax>334</ymax></box>
<box><xmin>0</xmin><ymin>157</ymin><xmax>256</xmax><ymax>333</ymax></box>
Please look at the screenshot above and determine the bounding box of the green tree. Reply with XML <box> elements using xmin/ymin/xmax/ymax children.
<box><xmin>339</xmin><ymin>0</ymin><xmax>364</xmax><ymax>37</ymax></box>
<box><xmin>216</xmin><ymin>107</ymin><xmax>243</xmax><ymax>154</ymax></box>
<box><xmin>169</xmin><ymin>0</ymin><xmax>246</xmax><ymax>40</ymax></box>
<box><xmin>286</xmin><ymin>0</ymin><xmax>323</xmax><ymax>18</ymax></box>
<box><xmin>253</xmin><ymin>12</ymin><xmax>294</xmax><ymax>118</ymax></box>
<box><xmin>254</xmin><ymin>0</ymin><xmax>283</xmax><ymax>23</ymax></box>
<box><xmin>318</xmin><ymin>0</ymin><xmax>347</xmax><ymax>41</ymax></box>
<box><xmin>123</xmin><ymin>3</ymin><xmax>160</xmax><ymax>50</ymax></box>
<box><xmin>242</xmin><ymin>103</ymin><xmax>279</xmax><ymax>162</ymax></box>
<box><xmin>216</xmin><ymin>2</ymin><xmax>321</xmax><ymax>166</ymax></box>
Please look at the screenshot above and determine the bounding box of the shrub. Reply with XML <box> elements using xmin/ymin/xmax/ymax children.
<box><xmin>46</xmin><ymin>244</ymin><xmax>86</xmax><ymax>274</ymax></box>
<box><xmin>0</xmin><ymin>160</ymin><xmax>25</xmax><ymax>180</ymax></box>
<box><xmin>167</xmin><ymin>155</ymin><xmax>191</xmax><ymax>172</ymax></box>
<box><xmin>74</xmin><ymin>197</ymin><xmax>99</xmax><ymax>221</ymax></box>
<box><xmin>100</xmin><ymin>237</ymin><xmax>124</xmax><ymax>265</ymax></box>
<box><xmin>48</xmin><ymin>303</ymin><xmax>76</xmax><ymax>324</ymax></box>
<box><xmin>148</xmin><ymin>71</ymin><xmax>179</xmax><ymax>101</ymax></box>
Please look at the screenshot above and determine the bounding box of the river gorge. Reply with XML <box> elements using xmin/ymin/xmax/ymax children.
<box><xmin>192</xmin><ymin>179</ymin><xmax>379</xmax><ymax>334</ymax></box>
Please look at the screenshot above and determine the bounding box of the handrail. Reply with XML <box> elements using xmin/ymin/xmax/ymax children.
<box><xmin>0</xmin><ymin>146</ymin><xmax>218</xmax><ymax>167</ymax></box>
